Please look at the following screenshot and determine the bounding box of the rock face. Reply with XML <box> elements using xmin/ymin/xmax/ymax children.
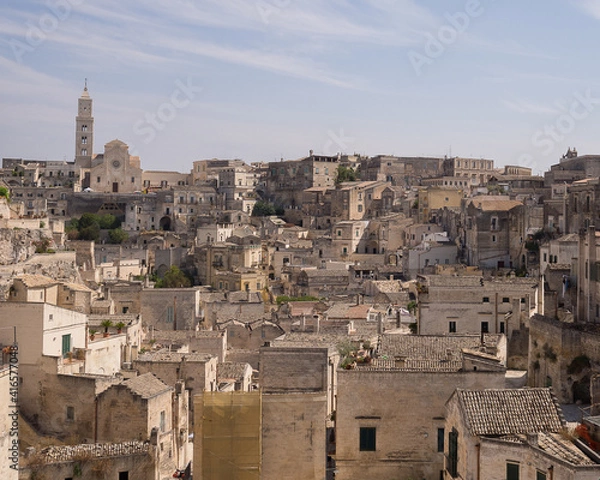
<box><xmin>0</xmin><ymin>228</ymin><xmax>81</xmax><ymax>301</ymax></box>
<box><xmin>0</xmin><ymin>228</ymin><xmax>52</xmax><ymax>265</ymax></box>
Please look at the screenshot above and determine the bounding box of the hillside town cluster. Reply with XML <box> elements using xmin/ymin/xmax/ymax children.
<box><xmin>2</xmin><ymin>86</ymin><xmax>600</xmax><ymax>480</ymax></box>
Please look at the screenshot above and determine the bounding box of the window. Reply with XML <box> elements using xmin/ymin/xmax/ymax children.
<box><xmin>66</xmin><ymin>406</ymin><xmax>74</xmax><ymax>421</ymax></box>
<box><xmin>437</xmin><ymin>428</ymin><xmax>444</xmax><ymax>452</ymax></box>
<box><xmin>359</xmin><ymin>427</ymin><xmax>376</xmax><ymax>451</ymax></box>
<box><xmin>449</xmin><ymin>321</ymin><xmax>456</xmax><ymax>333</ymax></box>
<box><xmin>506</xmin><ymin>462</ymin><xmax>520</xmax><ymax>480</ymax></box>
<box><xmin>337</xmin><ymin>230</ymin><xmax>342</xmax><ymax>236</ymax></box>
<box><xmin>82</xmin><ymin>124</ymin><xmax>87</xmax><ymax>131</ymax></box>
<box><xmin>160</xmin><ymin>411</ymin><xmax>166</xmax><ymax>432</ymax></box>
<box><xmin>500</xmin><ymin>322</ymin><xmax>505</xmax><ymax>334</ymax></box>
<box><xmin>119</xmin><ymin>472</ymin><xmax>129</xmax><ymax>480</ymax></box>
<box><xmin>81</xmin><ymin>136</ymin><xmax>87</xmax><ymax>144</ymax></box>
<box><xmin>536</xmin><ymin>471</ymin><xmax>546</xmax><ymax>480</ymax></box>
<box><xmin>482</xmin><ymin>297</ymin><xmax>489</xmax><ymax>303</ymax></box>
<box><xmin>166</xmin><ymin>306</ymin><xmax>174</xmax><ymax>323</ymax></box>
<box><xmin>481</xmin><ymin>322</ymin><xmax>489</xmax><ymax>333</ymax></box>
<box><xmin>358</xmin><ymin>204</ymin><xmax>363</xmax><ymax>212</ymax></box>
<box><xmin>492</xmin><ymin>235</ymin><xmax>496</xmax><ymax>242</ymax></box>
<box><xmin>97</xmin><ymin>176</ymin><xmax>101</xmax><ymax>183</ymax></box>
<box><xmin>131</xmin><ymin>177</ymin><xmax>135</xmax><ymax>183</ymax></box>
<box><xmin>502</xmin><ymin>297</ymin><xmax>510</xmax><ymax>303</ymax></box>
<box><xmin>447</xmin><ymin>428</ymin><xmax>458</xmax><ymax>477</ymax></box>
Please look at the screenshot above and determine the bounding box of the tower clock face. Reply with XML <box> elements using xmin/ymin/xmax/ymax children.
<box><xmin>112</xmin><ymin>160</ymin><xmax>121</xmax><ymax>169</ymax></box>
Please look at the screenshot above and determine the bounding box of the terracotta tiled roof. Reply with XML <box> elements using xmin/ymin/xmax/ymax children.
<box><xmin>14</xmin><ymin>274</ymin><xmax>57</xmax><ymax>288</ymax></box>
<box><xmin>136</xmin><ymin>352</ymin><xmax>213</xmax><ymax>363</ymax></box>
<box><xmin>123</xmin><ymin>373</ymin><xmax>172</xmax><ymax>399</ymax></box>
<box><xmin>469</xmin><ymin>197</ymin><xmax>522</xmax><ymax>212</ymax></box>
<box><xmin>380</xmin><ymin>334</ymin><xmax>501</xmax><ymax>362</ymax></box>
<box><xmin>217</xmin><ymin>362</ymin><xmax>250</xmax><ymax>382</ymax></box>
<box><xmin>456</xmin><ymin>388</ymin><xmax>565</xmax><ymax>436</ymax></box>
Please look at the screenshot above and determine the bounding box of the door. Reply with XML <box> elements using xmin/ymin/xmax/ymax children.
<box><xmin>112</xmin><ymin>182</ymin><xmax>119</xmax><ymax>192</ymax></box>
<box><xmin>61</xmin><ymin>334</ymin><xmax>71</xmax><ymax>357</ymax></box>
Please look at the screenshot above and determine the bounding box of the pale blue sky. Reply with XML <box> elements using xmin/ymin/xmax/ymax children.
<box><xmin>1</xmin><ymin>0</ymin><xmax>600</xmax><ymax>174</ymax></box>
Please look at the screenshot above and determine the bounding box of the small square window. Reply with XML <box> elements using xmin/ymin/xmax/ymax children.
<box><xmin>482</xmin><ymin>297</ymin><xmax>489</xmax><ymax>303</ymax></box>
<box><xmin>502</xmin><ymin>297</ymin><xmax>510</xmax><ymax>303</ymax></box>
<box><xmin>359</xmin><ymin>427</ymin><xmax>376</xmax><ymax>451</ymax></box>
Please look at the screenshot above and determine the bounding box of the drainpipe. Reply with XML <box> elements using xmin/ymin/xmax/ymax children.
<box><xmin>94</xmin><ymin>397</ymin><xmax>98</xmax><ymax>443</ymax></box>
<box><xmin>476</xmin><ymin>443</ymin><xmax>481</xmax><ymax>480</ymax></box>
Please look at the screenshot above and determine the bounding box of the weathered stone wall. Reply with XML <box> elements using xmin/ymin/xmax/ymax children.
<box><xmin>18</xmin><ymin>359</ymin><xmax>116</xmax><ymax>443</ymax></box>
<box><xmin>140</xmin><ymin>288</ymin><xmax>200</xmax><ymax>330</ymax></box>
<box><xmin>96</xmin><ymin>384</ymin><xmax>172</xmax><ymax>443</ymax></box>
<box><xmin>528</xmin><ymin>314</ymin><xmax>597</xmax><ymax>403</ymax></box>
<box><xmin>20</xmin><ymin>443</ymin><xmax>157</xmax><ymax>480</ymax></box>
<box><xmin>259</xmin><ymin>347</ymin><xmax>328</xmax><ymax>393</ymax></box>
<box><xmin>262</xmin><ymin>392</ymin><xmax>327</xmax><ymax>480</ymax></box>
<box><xmin>335</xmin><ymin>369</ymin><xmax>505</xmax><ymax>480</ymax></box>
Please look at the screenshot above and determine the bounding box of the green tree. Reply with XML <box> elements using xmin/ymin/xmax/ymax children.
<box><xmin>78</xmin><ymin>223</ymin><xmax>100</xmax><ymax>241</ymax></box>
<box><xmin>155</xmin><ymin>266</ymin><xmax>192</xmax><ymax>288</ymax></box>
<box><xmin>0</xmin><ymin>186</ymin><xmax>9</xmax><ymax>200</ymax></box>
<box><xmin>108</xmin><ymin>228</ymin><xmax>129</xmax><ymax>244</ymax></box>
<box><xmin>335</xmin><ymin>165</ymin><xmax>357</xmax><ymax>185</ymax></box>
<box><xmin>79</xmin><ymin>213</ymin><xmax>100</xmax><ymax>229</ymax></box>
<box><xmin>252</xmin><ymin>201</ymin><xmax>276</xmax><ymax>217</ymax></box>
<box><xmin>99</xmin><ymin>214</ymin><xmax>119</xmax><ymax>229</ymax></box>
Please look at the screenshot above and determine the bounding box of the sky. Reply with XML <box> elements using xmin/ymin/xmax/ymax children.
<box><xmin>1</xmin><ymin>0</ymin><xmax>600</xmax><ymax>174</ymax></box>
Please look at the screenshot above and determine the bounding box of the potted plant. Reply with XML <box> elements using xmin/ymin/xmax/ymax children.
<box><xmin>89</xmin><ymin>329</ymin><xmax>98</xmax><ymax>341</ymax></box>
<box><xmin>115</xmin><ymin>321</ymin><xmax>126</xmax><ymax>334</ymax></box>
<box><xmin>101</xmin><ymin>320</ymin><xmax>113</xmax><ymax>337</ymax></box>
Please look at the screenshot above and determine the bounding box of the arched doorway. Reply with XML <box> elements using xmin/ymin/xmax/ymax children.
<box><xmin>159</xmin><ymin>216</ymin><xmax>172</xmax><ymax>231</ymax></box>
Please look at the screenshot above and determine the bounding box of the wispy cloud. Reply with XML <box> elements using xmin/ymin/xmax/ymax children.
<box><xmin>502</xmin><ymin>98</ymin><xmax>559</xmax><ymax>115</ymax></box>
<box><xmin>577</xmin><ymin>0</ymin><xmax>600</xmax><ymax>19</ymax></box>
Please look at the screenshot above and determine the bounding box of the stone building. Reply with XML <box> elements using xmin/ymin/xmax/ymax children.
<box><xmin>133</xmin><ymin>351</ymin><xmax>218</xmax><ymax>411</ymax></box>
<box><xmin>90</xmin><ymin>140</ymin><xmax>142</xmax><ymax>194</ymax></box>
<box><xmin>334</xmin><ymin>334</ymin><xmax>506</xmax><ymax>480</ymax></box>
<box><xmin>20</xmin><ymin>442</ymin><xmax>158</xmax><ymax>480</ymax></box>
<box><xmin>462</xmin><ymin>196</ymin><xmax>527</xmax><ymax>269</ymax></box>
<box><xmin>418</xmin><ymin>274</ymin><xmax>539</xmax><ymax>336</ymax></box>
<box><xmin>330</xmin><ymin>181</ymin><xmax>388</xmax><ymax>221</ymax></box>
<box><xmin>265</xmin><ymin>152</ymin><xmax>338</xmax><ymax>208</ymax></box>
<box><xmin>528</xmin><ymin>314</ymin><xmax>600</xmax><ymax>404</ymax></box>
<box><xmin>96</xmin><ymin>373</ymin><xmax>190</xmax><ymax>476</ymax></box>
<box><xmin>359</xmin><ymin>155</ymin><xmax>444</xmax><ymax>186</ymax></box>
<box><xmin>444</xmin><ymin>388</ymin><xmax>600</xmax><ymax>479</ymax></box>
<box><xmin>417</xmin><ymin>186</ymin><xmax>465</xmax><ymax>224</ymax></box>
<box><xmin>140</xmin><ymin>287</ymin><xmax>204</xmax><ymax>330</ymax></box>
<box><xmin>442</xmin><ymin>156</ymin><xmax>494</xmax><ymax>186</ymax></box>
<box><xmin>544</xmin><ymin>148</ymin><xmax>600</xmax><ymax>186</ymax></box>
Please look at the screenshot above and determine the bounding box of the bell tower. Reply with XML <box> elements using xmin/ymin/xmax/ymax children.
<box><xmin>75</xmin><ymin>79</ymin><xmax>94</xmax><ymax>170</ymax></box>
